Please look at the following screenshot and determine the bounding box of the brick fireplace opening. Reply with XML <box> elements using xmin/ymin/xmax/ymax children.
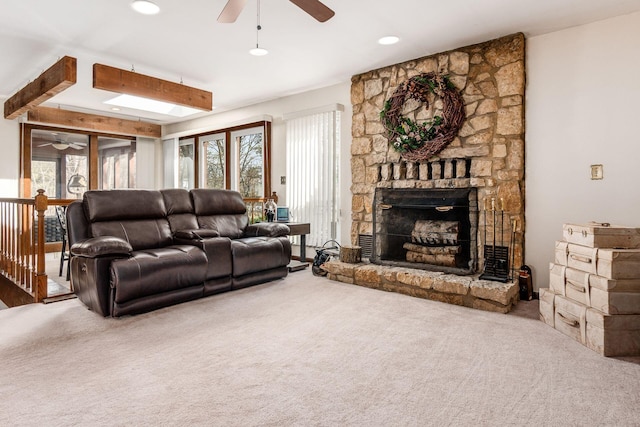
<box><xmin>372</xmin><ymin>187</ymin><xmax>478</xmax><ymax>275</ymax></box>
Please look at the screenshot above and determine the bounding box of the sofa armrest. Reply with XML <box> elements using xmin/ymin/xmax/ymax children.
<box><xmin>71</xmin><ymin>236</ymin><xmax>133</xmax><ymax>258</ymax></box>
<box><xmin>245</xmin><ymin>222</ymin><xmax>290</xmax><ymax>238</ymax></box>
<box><xmin>174</xmin><ymin>229</ymin><xmax>220</xmax><ymax>239</ymax></box>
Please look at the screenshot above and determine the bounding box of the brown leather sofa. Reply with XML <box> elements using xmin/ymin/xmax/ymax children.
<box><xmin>66</xmin><ymin>188</ymin><xmax>291</xmax><ymax>317</ymax></box>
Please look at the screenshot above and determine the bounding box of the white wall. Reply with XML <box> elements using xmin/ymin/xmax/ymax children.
<box><xmin>164</xmin><ymin>82</ymin><xmax>353</xmax><ymax>246</ymax></box>
<box><xmin>0</xmin><ymin>118</ymin><xmax>20</xmax><ymax>197</ymax></box>
<box><xmin>135</xmin><ymin>137</ymin><xmax>160</xmax><ymax>190</ymax></box>
<box><xmin>526</xmin><ymin>11</ymin><xmax>640</xmax><ymax>290</ymax></box>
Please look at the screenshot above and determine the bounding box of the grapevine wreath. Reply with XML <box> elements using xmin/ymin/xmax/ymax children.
<box><xmin>380</xmin><ymin>72</ymin><xmax>465</xmax><ymax>161</ymax></box>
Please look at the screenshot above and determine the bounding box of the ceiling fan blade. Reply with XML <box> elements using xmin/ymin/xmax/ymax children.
<box><xmin>38</xmin><ymin>143</ymin><xmax>53</xmax><ymax>147</ymax></box>
<box><xmin>218</xmin><ymin>0</ymin><xmax>248</xmax><ymax>23</ymax></box>
<box><xmin>289</xmin><ymin>0</ymin><xmax>335</xmax><ymax>22</ymax></box>
<box><xmin>69</xmin><ymin>143</ymin><xmax>85</xmax><ymax>150</ymax></box>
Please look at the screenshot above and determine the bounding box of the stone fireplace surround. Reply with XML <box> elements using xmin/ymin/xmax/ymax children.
<box><xmin>324</xmin><ymin>33</ymin><xmax>525</xmax><ymax>313</ymax></box>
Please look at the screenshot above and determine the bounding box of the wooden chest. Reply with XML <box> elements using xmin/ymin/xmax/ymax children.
<box><xmin>550</xmin><ymin>295</ymin><xmax>640</xmax><ymax>356</ymax></box>
<box><xmin>554</xmin><ymin>295</ymin><xmax>587</xmax><ymax>345</ymax></box>
<box><xmin>539</xmin><ymin>287</ymin><xmax>555</xmax><ymax>327</ymax></box>
<box><xmin>563</xmin><ymin>223</ymin><xmax>640</xmax><ymax>249</ymax></box>
<box><xmin>548</xmin><ymin>263</ymin><xmax>566</xmax><ymax>296</ymax></box>
<box><xmin>555</xmin><ymin>241</ymin><xmax>640</xmax><ymax>279</ymax></box>
<box><xmin>585</xmin><ymin>308</ymin><xmax>640</xmax><ymax>357</ymax></box>
<box><xmin>549</xmin><ymin>263</ymin><xmax>640</xmax><ymax>314</ymax></box>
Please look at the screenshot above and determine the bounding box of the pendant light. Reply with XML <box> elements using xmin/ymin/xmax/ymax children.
<box><xmin>249</xmin><ymin>0</ymin><xmax>268</xmax><ymax>56</ymax></box>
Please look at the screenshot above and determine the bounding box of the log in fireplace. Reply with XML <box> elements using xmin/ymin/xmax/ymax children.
<box><xmin>372</xmin><ymin>187</ymin><xmax>478</xmax><ymax>275</ymax></box>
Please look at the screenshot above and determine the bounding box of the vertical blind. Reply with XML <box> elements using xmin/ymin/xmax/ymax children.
<box><xmin>285</xmin><ymin>106</ymin><xmax>342</xmax><ymax>247</ymax></box>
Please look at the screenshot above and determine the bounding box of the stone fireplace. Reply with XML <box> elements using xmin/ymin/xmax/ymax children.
<box><xmin>323</xmin><ymin>33</ymin><xmax>526</xmax><ymax>313</ymax></box>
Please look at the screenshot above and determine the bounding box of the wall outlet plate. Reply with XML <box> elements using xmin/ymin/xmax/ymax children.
<box><xmin>590</xmin><ymin>164</ymin><xmax>603</xmax><ymax>180</ymax></box>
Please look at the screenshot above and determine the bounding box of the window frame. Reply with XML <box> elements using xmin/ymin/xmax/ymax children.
<box><xmin>178</xmin><ymin>121</ymin><xmax>272</xmax><ymax>196</ymax></box>
<box><xmin>198</xmin><ymin>132</ymin><xmax>226</xmax><ymax>189</ymax></box>
<box><xmin>20</xmin><ymin>123</ymin><xmax>137</xmax><ymax>199</ymax></box>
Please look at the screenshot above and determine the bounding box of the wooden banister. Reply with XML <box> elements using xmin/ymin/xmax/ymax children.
<box><xmin>0</xmin><ymin>189</ymin><xmax>49</xmax><ymax>304</ymax></box>
<box><xmin>34</xmin><ymin>190</ymin><xmax>48</xmax><ymax>302</ymax></box>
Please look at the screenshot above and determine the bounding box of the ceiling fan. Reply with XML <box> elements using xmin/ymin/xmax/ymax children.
<box><xmin>38</xmin><ymin>140</ymin><xmax>86</xmax><ymax>151</ymax></box>
<box><xmin>218</xmin><ymin>0</ymin><xmax>335</xmax><ymax>23</ymax></box>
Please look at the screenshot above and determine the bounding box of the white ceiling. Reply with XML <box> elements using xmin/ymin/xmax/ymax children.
<box><xmin>2</xmin><ymin>0</ymin><xmax>640</xmax><ymax>125</ymax></box>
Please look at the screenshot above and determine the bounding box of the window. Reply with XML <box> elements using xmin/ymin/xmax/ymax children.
<box><xmin>285</xmin><ymin>105</ymin><xmax>342</xmax><ymax>247</ymax></box>
<box><xmin>200</xmin><ymin>133</ymin><xmax>226</xmax><ymax>189</ymax></box>
<box><xmin>22</xmin><ymin>125</ymin><xmax>137</xmax><ymax>199</ymax></box>
<box><xmin>29</xmin><ymin>129</ymin><xmax>89</xmax><ymax>199</ymax></box>
<box><xmin>31</xmin><ymin>158</ymin><xmax>59</xmax><ymax>198</ymax></box>
<box><xmin>178</xmin><ymin>138</ymin><xmax>195</xmax><ymax>190</ymax></box>
<box><xmin>170</xmin><ymin>121</ymin><xmax>271</xmax><ymax>197</ymax></box>
<box><xmin>98</xmin><ymin>137</ymin><xmax>136</xmax><ymax>190</ymax></box>
<box><xmin>231</xmin><ymin>126</ymin><xmax>265</xmax><ymax>198</ymax></box>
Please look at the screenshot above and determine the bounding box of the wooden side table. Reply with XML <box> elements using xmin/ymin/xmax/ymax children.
<box><xmin>279</xmin><ymin>222</ymin><xmax>310</xmax><ymax>271</ymax></box>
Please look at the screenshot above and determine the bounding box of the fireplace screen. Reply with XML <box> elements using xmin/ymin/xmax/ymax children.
<box><xmin>372</xmin><ymin>188</ymin><xmax>478</xmax><ymax>275</ymax></box>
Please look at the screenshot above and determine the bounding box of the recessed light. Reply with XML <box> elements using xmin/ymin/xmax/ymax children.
<box><xmin>131</xmin><ymin>0</ymin><xmax>160</xmax><ymax>15</ymax></box>
<box><xmin>378</xmin><ymin>36</ymin><xmax>400</xmax><ymax>45</ymax></box>
<box><xmin>249</xmin><ymin>47</ymin><xmax>269</xmax><ymax>56</ymax></box>
<box><xmin>111</xmin><ymin>107</ymin><xmax>121</xmax><ymax>111</ymax></box>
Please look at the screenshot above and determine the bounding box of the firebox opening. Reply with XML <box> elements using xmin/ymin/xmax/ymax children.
<box><xmin>372</xmin><ymin>187</ymin><xmax>478</xmax><ymax>275</ymax></box>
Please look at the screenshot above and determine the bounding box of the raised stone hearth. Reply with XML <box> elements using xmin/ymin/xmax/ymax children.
<box><xmin>323</xmin><ymin>260</ymin><xmax>519</xmax><ymax>313</ymax></box>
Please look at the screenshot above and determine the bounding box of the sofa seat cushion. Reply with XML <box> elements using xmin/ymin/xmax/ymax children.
<box><xmin>111</xmin><ymin>245</ymin><xmax>207</xmax><ymax>304</ymax></box>
<box><xmin>231</xmin><ymin>237</ymin><xmax>290</xmax><ymax>277</ymax></box>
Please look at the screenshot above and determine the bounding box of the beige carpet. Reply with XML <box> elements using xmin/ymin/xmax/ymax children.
<box><xmin>1</xmin><ymin>270</ymin><xmax>639</xmax><ymax>426</ymax></box>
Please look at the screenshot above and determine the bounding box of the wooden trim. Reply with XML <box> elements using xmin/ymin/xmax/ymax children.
<box><xmin>34</xmin><ymin>190</ymin><xmax>48</xmax><ymax>302</ymax></box>
<box><xmin>28</xmin><ymin>106</ymin><xmax>161</xmax><ymax>138</ymax></box>
<box><xmin>264</xmin><ymin>121</ymin><xmax>272</xmax><ymax>196</ymax></box>
<box><xmin>93</xmin><ymin>63</ymin><xmax>212</xmax><ymax>111</ymax></box>
<box><xmin>45</xmin><ymin>242</ymin><xmax>63</xmax><ymax>253</ymax></box>
<box><xmin>193</xmin><ymin>139</ymin><xmax>200</xmax><ymax>189</ymax></box>
<box><xmin>225</xmin><ymin>132</ymin><xmax>232</xmax><ymax>190</ymax></box>
<box><xmin>0</xmin><ymin>275</ymin><xmax>35</xmax><ymax>307</ymax></box>
<box><xmin>20</xmin><ymin>124</ymin><xmax>32</xmax><ymax>198</ymax></box>
<box><xmin>4</xmin><ymin>56</ymin><xmax>77</xmax><ymax>120</ymax></box>
<box><xmin>89</xmin><ymin>135</ymin><xmax>99</xmax><ymax>189</ymax></box>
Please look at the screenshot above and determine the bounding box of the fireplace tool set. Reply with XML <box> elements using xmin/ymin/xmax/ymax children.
<box><xmin>479</xmin><ymin>197</ymin><xmax>516</xmax><ymax>282</ymax></box>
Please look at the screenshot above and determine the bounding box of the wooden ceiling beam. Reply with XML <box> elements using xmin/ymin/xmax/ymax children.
<box><xmin>28</xmin><ymin>106</ymin><xmax>161</xmax><ymax>138</ymax></box>
<box><xmin>93</xmin><ymin>63</ymin><xmax>212</xmax><ymax>111</ymax></box>
<box><xmin>4</xmin><ymin>56</ymin><xmax>77</xmax><ymax>119</ymax></box>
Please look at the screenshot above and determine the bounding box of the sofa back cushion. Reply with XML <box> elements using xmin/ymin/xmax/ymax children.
<box><xmin>83</xmin><ymin>190</ymin><xmax>172</xmax><ymax>250</ymax></box>
<box><xmin>161</xmin><ymin>188</ymin><xmax>199</xmax><ymax>233</ymax></box>
<box><xmin>191</xmin><ymin>189</ymin><xmax>248</xmax><ymax>239</ymax></box>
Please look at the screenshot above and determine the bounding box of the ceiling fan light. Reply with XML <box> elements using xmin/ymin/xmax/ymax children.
<box><xmin>52</xmin><ymin>143</ymin><xmax>69</xmax><ymax>150</ymax></box>
<box><xmin>249</xmin><ymin>47</ymin><xmax>269</xmax><ymax>56</ymax></box>
<box><xmin>378</xmin><ymin>35</ymin><xmax>400</xmax><ymax>45</ymax></box>
<box><xmin>131</xmin><ymin>0</ymin><xmax>160</xmax><ymax>15</ymax></box>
